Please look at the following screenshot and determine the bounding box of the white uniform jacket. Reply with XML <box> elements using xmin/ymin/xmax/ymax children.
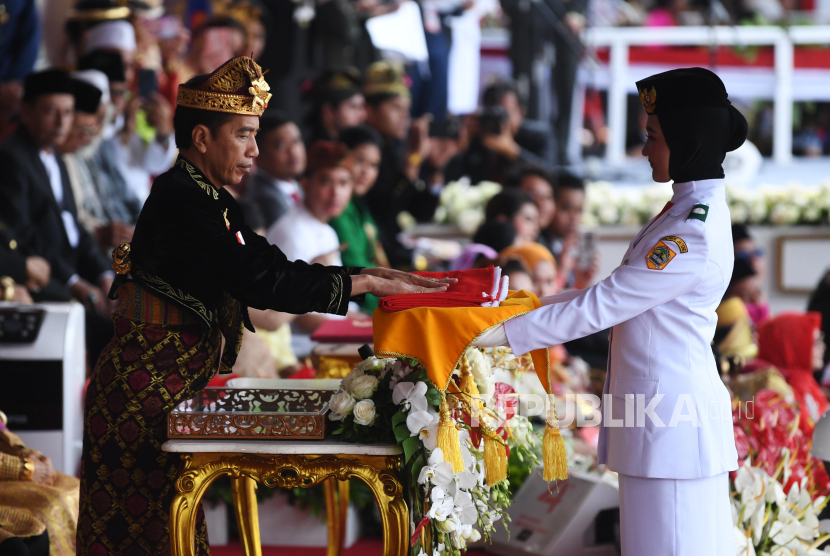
<box><xmin>504</xmin><ymin>179</ymin><xmax>739</xmax><ymax>479</ymax></box>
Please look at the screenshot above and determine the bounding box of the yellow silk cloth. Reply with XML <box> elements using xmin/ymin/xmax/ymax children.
<box><xmin>373</xmin><ymin>290</ymin><xmax>550</xmax><ymax>392</ymax></box>
<box><xmin>0</xmin><ymin>429</ymin><xmax>80</xmax><ymax>555</ymax></box>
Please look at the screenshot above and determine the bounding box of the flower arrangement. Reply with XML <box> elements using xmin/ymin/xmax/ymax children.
<box><xmin>328</xmin><ymin>349</ymin><xmax>555</xmax><ymax>555</ymax></box>
<box><xmin>730</xmin><ymin>389</ymin><xmax>830</xmax><ymax>555</ymax></box>
<box><xmin>732</xmin><ymin>461</ymin><xmax>830</xmax><ymax>555</ymax></box>
<box><xmin>582</xmin><ymin>181</ymin><xmax>830</xmax><ymax>227</ymax></box>
<box><xmin>732</xmin><ymin>390</ymin><xmax>830</xmax><ymax>500</ymax></box>
<box><xmin>433</xmin><ymin>179</ymin><xmax>503</xmax><ymax>236</ymax></box>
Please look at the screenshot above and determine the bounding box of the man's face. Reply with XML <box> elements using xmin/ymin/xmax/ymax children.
<box><xmin>499</xmin><ymin>91</ymin><xmax>524</xmax><ymax>136</ymax></box>
<box><xmin>202</xmin><ymin>114</ymin><xmax>259</xmax><ymax>186</ymax></box>
<box><xmin>367</xmin><ymin>96</ymin><xmax>411</xmax><ymax>141</ymax></box>
<box><xmin>334</xmin><ymin>94</ymin><xmax>367</xmax><ymax>131</ymax></box>
<box><xmin>551</xmin><ymin>188</ymin><xmax>585</xmax><ymax>237</ymax></box>
<box><xmin>256</xmin><ymin>122</ymin><xmax>306</xmax><ymax>181</ymax></box>
<box><xmin>521</xmin><ymin>175</ymin><xmax>556</xmax><ymax>229</ymax></box>
<box><xmin>21</xmin><ymin>94</ymin><xmax>75</xmax><ymax>148</ymax></box>
<box><xmin>304</xmin><ymin>167</ymin><xmax>353</xmax><ymax>221</ymax></box>
<box><xmin>60</xmin><ymin>111</ymin><xmax>100</xmax><ymax>153</ymax></box>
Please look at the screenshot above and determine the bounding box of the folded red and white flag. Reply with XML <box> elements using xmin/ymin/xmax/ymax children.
<box><xmin>379</xmin><ymin>266</ymin><xmax>504</xmax><ymax>312</ymax></box>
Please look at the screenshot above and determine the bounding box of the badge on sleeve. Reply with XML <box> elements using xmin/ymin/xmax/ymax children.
<box><xmin>646</xmin><ymin>240</ymin><xmax>677</xmax><ymax>270</ymax></box>
<box><xmin>687</xmin><ymin>204</ymin><xmax>709</xmax><ymax>222</ymax></box>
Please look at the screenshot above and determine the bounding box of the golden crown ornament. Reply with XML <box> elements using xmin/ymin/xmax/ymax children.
<box><xmin>177</xmin><ymin>56</ymin><xmax>272</xmax><ymax>116</ymax></box>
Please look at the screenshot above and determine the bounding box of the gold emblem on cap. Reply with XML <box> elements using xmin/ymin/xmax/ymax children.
<box><xmin>640</xmin><ymin>86</ymin><xmax>657</xmax><ymax>114</ymax></box>
<box><xmin>176</xmin><ymin>56</ymin><xmax>272</xmax><ymax>116</ymax></box>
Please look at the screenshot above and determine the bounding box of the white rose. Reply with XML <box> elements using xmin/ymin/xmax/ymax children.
<box><xmin>350</xmin><ymin>374</ymin><xmax>379</xmax><ymax>400</ymax></box>
<box><xmin>328</xmin><ymin>390</ymin><xmax>356</xmax><ymax>420</ymax></box>
<box><xmin>341</xmin><ymin>369</ymin><xmax>364</xmax><ymax>392</ymax></box>
<box><xmin>353</xmin><ymin>399</ymin><xmax>377</xmax><ymax>426</ymax></box>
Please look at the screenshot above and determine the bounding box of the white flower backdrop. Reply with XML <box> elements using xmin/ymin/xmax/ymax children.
<box><xmin>583</xmin><ymin>181</ymin><xmax>830</xmax><ymax>228</ymax></box>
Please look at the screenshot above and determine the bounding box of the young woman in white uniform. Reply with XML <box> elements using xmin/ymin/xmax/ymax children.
<box><xmin>476</xmin><ymin>67</ymin><xmax>748</xmax><ymax>555</ymax></box>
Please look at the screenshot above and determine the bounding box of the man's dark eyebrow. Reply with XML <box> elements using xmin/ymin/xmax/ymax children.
<box><xmin>238</xmin><ymin>126</ymin><xmax>258</xmax><ymax>133</ymax></box>
<box><xmin>646</xmin><ymin>126</ymin><xmax>656</xmax><ymax>133</ymax></box>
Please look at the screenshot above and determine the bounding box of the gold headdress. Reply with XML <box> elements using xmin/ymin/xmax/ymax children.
<box><xmin>176</xmin><ymin>56</ymin><xmax>272</xmax><ymax>116</ymax></box>
<box><xmin>363</xmin><ymin>61</ymin><xmax>410</xmax><ymax>99</ymax></box>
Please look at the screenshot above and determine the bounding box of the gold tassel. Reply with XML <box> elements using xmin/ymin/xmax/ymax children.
<box><xmin>483</xmin><ymin>425</ymin><xmax>508</xmax><ymax>486</ymax></box>
<box><xmin>437</xmin><ymin>392</ymin><xmax>465</xmax><ymax>473</ymax></box>
<box><xmin>543</xmin><ymin>397</ymin><xmax>569</xmax><ymax>482</ymax></box>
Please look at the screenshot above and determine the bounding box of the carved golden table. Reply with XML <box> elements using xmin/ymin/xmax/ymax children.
<box><xmin>161</xmin><ymin>439</ymin><xmax>408</xmax><ymax>556</ymax></box>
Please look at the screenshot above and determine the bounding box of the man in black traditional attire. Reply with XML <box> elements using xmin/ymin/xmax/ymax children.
<box><xmin>76</xmin><ymin>55</ymin><xmax>448</xmax><ymax>556</ymax></box>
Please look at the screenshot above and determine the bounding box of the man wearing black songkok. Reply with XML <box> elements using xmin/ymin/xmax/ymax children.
<box><xmin>472</xmin><ymin>67</ymin><xmax>749</xmax><ymax>556</ymax></box>
<box><xmin>0</xmin><ymin>69</ymin><xmax>116</xmax><ymax>363</ymax></box>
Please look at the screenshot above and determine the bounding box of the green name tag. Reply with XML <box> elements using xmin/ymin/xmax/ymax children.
<box><xmin>687</xmin><ymin>204</ymin><xmax>709</xmax><ymax>222</ymax></box>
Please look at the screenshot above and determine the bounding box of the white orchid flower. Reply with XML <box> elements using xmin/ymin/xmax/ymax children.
<box><xmin>417</xmin><ymin>448</ymin><xmax>455</xmax><ymax>487</ymax></box>
<box><xmin>408</xmin><ymin>409</ymin><xmax>440</xmax><ymax>450</ymax></box>
<box><xmin>453</xmin><ymin>495</ymin><xmax>479</xmax><ymax>525</ymax></box>
<box><xmin>427</xmin><ymin>487</ymin><xmax>454</xmax><ymax>521</ymax></box>
<box><xmin>407</xmin><ymin>410</ymin><xmax>433</xmax><ymax>435</ymax></box>
<box><xmin>455</xmin><ymin>470</ymin><xmax>478</xmax><ymax>490</ymax></box>
<box><xmin>734</xmin><ymin>524</ymin><xmax>757</xmax><ymax>556</ymax></box>
<box><xmin>392</xmin><ymin>381</ymin><xmax>429</xmax><ymax>413</ymax></box>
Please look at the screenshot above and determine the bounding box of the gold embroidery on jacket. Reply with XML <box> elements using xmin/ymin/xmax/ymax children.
<box><xmin>327</xmin><ymin>274</ymin><xmax>344</xmax><ymax>314</ymax></box>
<box><xmin>176</xmin><ymin>158</ymin><xmax>219</xmax><ymax>200</ymax></box>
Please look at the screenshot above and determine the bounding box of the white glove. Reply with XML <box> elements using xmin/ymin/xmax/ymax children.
<box><xmin>473</xmin><ymin>324</ymin><xmax>509</xmax><ymax>347</ymax></box>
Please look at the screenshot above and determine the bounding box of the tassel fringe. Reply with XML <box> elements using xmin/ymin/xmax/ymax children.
<box><xmin>543</xmin><ymin>398</ymin><xmax>569</xmax><ymax>482</ymax></box>
<box><xmin>483</xmin><ymin>428</ymin><xmax>508</xmax><ymax>486</ymax></box>
<box><xmin>437</xmin><ymin>392</ymin><xmax>465</xmax><ymax>473</ymax></box>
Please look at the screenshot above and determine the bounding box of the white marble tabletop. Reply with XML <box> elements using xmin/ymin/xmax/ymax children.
<box><xmin>161</xmin><ymin>438</ymin><xmax>402</xmax><ymax>456</ymax></box>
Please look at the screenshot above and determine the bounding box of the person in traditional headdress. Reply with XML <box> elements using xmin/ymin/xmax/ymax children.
<box><xmin>362</xmin><ymin>61</ymin><xmax>434</xmax><ymax>267</ymax></box>
<box><xmin>476</xmin><ymin>67</ymin><xmax>749</xmax><ymax>555</ymax></box>
<box><xmin>75</xmin><ymin>56</ymin><xmax>450</xmax><ymax>556</ymax></box>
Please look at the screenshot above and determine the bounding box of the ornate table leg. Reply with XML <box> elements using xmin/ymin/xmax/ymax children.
<box><xmin>232</xmin><ymin>475</ymin><xmax>262</xmax><ymax>556</ymax></box>
<box><xmin>337</xmin><ymin>479</ymin><xmax>349</xmax><ymax>552</ymax></box>
<box><xmin>323</xmin><ymin>478</ymin><xmax>350</xmax><ymax>556</ymax></box>
<box><xmin>170</xmin><ymin>453</ymin><xmax>233</xmax><ymax>556</ymax></box>
<box><xmin>170</xmin><ymin>453</ymin><xmax>409</xmax><ymax>556</ymax></box>
<box><xmin>324</xmin><ymin>478</ymin><xmax>341</xmax><ymax>556</ymax></box>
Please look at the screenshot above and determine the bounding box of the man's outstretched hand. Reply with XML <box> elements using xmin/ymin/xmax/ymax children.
<box><xmin>351</xmin><ymin>271</ymin><xmax>454</xmax><ymax>298</ymax></box>
<box><xmin>360</xmin><ymin>267</ymin><xmax>457</xmax><ymax>289</ymax></box>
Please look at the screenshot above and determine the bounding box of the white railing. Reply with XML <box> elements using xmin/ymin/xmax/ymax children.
<box><xmin>581</xmin><ymin>25</ymin><xmax>830</xmax><ymax>165</ymax></box>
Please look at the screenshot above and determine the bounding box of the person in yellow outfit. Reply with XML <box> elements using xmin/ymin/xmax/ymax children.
<box><xmin>0</xmin><ymin>410</ymin><xmax>80</xmax><ymax>556</ymax></box>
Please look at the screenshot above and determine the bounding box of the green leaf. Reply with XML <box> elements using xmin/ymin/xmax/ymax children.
<box><xmin>402</xmin><ymin>436</ymin><xmax>421</xmax><ymax>463</ymax></box>
<box><xmin>406</xmin><ymin>368</ymin><xmax>428</xmax><ymax>384</ymax></box>
<box><xmin>332</xmin><ymin>426</ymin><xmax>345</xmax><ymax>435</ymax></box>
<box><xmin>425</xmin><ymin>388</ymin><xmax>441</xmax><ymax>407</ymax></box>
<box><xmin>391</xmin><ymin>410</ymin><xmax>408</xmax><ymax>427</ymax></box>
<box><xmin>394</xmin><ymin>423</ymin><xmax>411</xmax><ymax>443</ymax></box>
